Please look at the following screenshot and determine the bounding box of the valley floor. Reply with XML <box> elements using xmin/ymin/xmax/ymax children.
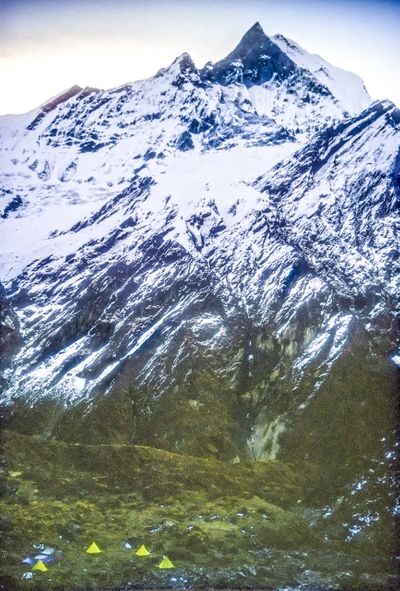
<box><xmin>0</xmin><ymin>430</ymin><xmax>397</xmax><ymax>591</ymax></box>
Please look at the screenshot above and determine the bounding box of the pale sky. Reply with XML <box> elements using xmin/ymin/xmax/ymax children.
<box><xmin>0</xmin><ymin>0</ymin><xmax>399</xmax><ymax>115</ymax></box>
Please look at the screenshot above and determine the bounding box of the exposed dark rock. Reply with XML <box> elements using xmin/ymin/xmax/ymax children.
<box><xmin>0</xmin><ymin>283</ymin><xmax>21</xmax><ymax>375</ymax></box>
<box><xmin>143</xmin><ymin>148</ymin><xmax>156</xmax><ymax>160</ymax></box>
<box><xmin>1</xmin><ymin>195</ymin><xmax>22</xmax><ymax>219</ymax></box>
<box><xmin>176</xmin><ymin>130</ymin><xmax>194</xmax><ymax>151</ymax></box>
<box><xmin>26</xmin><ymin>84</ymin><xmax>83</xmax><ymax>131</ymax></box>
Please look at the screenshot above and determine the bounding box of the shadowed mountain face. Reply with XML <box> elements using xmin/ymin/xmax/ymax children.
<box><xmin>0</xmin><ymin>282</ymin><xmax>20</xmax><ymax>378</ymax></box>
<box><xmin>0</xmin><ymin>25</ymin><xmax>399</xmax><ymax>583</ymax></box>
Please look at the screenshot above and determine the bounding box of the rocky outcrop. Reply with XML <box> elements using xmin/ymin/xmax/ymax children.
<box><xmin>0</xmin><ymin>282</ymin><xmax>20</xmax><ymax>366</ymax></box>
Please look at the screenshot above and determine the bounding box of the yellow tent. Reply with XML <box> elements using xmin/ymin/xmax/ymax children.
<box><xmin>32</xmin><ymin>559</ymin><xmax>48</xmax><ymax>572</ymax></box>
<box><xmin>86</xmin><ymin>542</ymin><xmax>102</xmax><ymax>554</ymax></box>
<box><xmin>136</xmin><ymin>544</ymin><xmax>150</xmax><ymax>556</ymax></box>
<box><xmin>158</xmin><ymin>555</ymin><xmax>175</xmax><ymax>569</ymax></box>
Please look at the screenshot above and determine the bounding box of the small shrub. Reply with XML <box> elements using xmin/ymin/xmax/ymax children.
<box><xmin>15</xmin><ymin>480</ymin><xmax>38</xmax><ymax>504</ymax></box>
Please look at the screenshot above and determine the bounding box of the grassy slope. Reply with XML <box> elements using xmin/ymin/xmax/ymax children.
<box><xmin>0</xmin><ymin>430</ymin><xmax>308</xmax><ymax>590</ymax></box>
<box><xmin>0</xmin><ymin>430</ymin><xmax>396</xmax><ymax>591</ymax></box>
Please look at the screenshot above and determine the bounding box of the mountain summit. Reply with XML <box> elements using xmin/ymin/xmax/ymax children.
<box><xmin>203</xmin><ymin>21</ymin><xmax>296</xmax><ymax>86</ymax></box>
<box><xmin>202</xmin><ymin>22</ymin><xmax>370</xmax><ymax>129</ymax></box>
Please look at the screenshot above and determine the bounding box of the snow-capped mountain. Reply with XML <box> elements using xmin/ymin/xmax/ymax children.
<box><xmin>0</xmin><ymin>22</ymin><xmax>398</xmax><ymax>493</ymax></box>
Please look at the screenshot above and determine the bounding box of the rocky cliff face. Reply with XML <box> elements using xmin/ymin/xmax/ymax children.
<box><xmin>0</xmin><ymin>23</ymin><xmax>398</xmax><ymax>484</ymax></box>
<box><xmin>0</xmin><ymin>282</ymin><xmax>20</xmax><ymax>382</ymax></box>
